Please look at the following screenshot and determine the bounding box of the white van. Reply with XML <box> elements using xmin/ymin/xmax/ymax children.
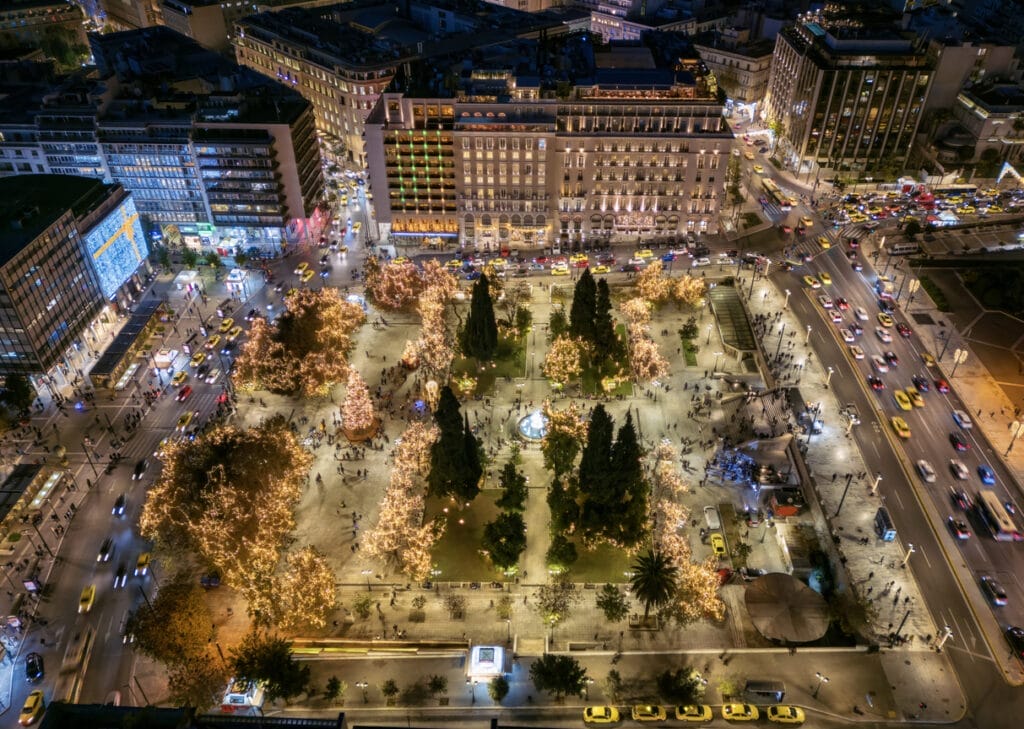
<box><xmin>704</xmin><ymin>506</ymin><xmax>721</xmax><ymax>530</ymax></box>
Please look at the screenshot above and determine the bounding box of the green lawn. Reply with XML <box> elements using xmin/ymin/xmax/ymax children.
<box><xmin>426</xmin><ymin>490</ymin><xmax>508</xmax><ymax>582</ymax></box>
<box><xmin>450</xmin><ymin>334</ymin><xmax>525</xmax><ymax>395</ymax></box>
<box><xmin>568</xmin><ymin>541</ymin><xmax>634</xmax><ymax>583</ymax></box>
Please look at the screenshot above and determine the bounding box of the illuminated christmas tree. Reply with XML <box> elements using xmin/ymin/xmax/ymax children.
<box><xmin>341</xmin><ymin>368</ymin><xmax>376</xmax><ymax>441</ymax></box>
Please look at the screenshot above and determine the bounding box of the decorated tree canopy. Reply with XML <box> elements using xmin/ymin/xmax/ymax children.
<box><xmin>341</xmin><ymin>368</ymin><xmax>376</xmax><ymax>438</ymax></box>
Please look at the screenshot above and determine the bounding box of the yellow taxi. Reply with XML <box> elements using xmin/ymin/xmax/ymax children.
<box><xmin>294</xmin><ymin>261</ymin><xmax>310</xmax><ymax>274</ymax></box>
<box><xmin>922</xmin><ymin>351</ymin><xmax>937</xmax><ymax>367</ymax></box>
<box><xmin>800</xmin><ymin>215</ymin><xmax>814</xmax><ymax>228</ymax></box>
<box><xmin>676</xmin><ymin>704</ymin><xmax>713</xmax><ymax>722</ymax></box>
<box><xmin>867</xmin><ymin>205</ymin><xmax>883</xmax><ymax>217</ymax></box>
<box><xmin>79</xmin><ymin>584</ymin><xmax>96</xmax><ymax>614</ymax></box>
<box><xmin>722</xmin><ymin>704</ymin><xmax>759</xmax><ymax>722</ymax></box>
<box><xmin>819</xmin><ymin>273</ymin><xmax>832</xmax><ymax>286</ymax></box>
<box><xmin>960</xmin><ymin>205</ymin><xmax>976</xmax><ymax>215</ymax></box>
<box><xmin>392</xmin><ymin>256</ymin><xmax>410</xmax><ymax>265</ymax></box>
<box><xmin>353</xmin><ymin>221</ymin><xmax>362</xmax><ymax>231</ymax></box>
<box><xmin>489</xmin><ymin>257</ymin><xmax>507</xmax><ymax>268</ymax></box>
<box><xmin>890</xmin><ymin>416</ymin><xmax>911</xmax><ymax>439</ymax></box>
<box><xmin>711</xmin><ymin>533</ymin><xmax>728</xmax><ymax>557</ymax></box>
<box><xmin>176</xmin><ymin>411</ymin><xmax>194</xmax><ymax>432</ymax></box>
<box><xmin>802</xmin><ymin>275</ymin><xmax>821</xmax><ymax>289</ymax></box>
<box><xmin>753</xmin><ymin>164</ymin><xmax>765</xmax><ymax>174</ymax></box>
<box><xmin>227</xmin><ymin>325</ymin><xmax>244</xmax><ymax>341</ymax></box>
<box><xmin>19</xmin><ymin>691</ymin><xmax>44</xmax><ymax>726</ymax></box>
<box><xmin>877</xmin><ymin>312</ymin><xmax>894</xmax><ymax>327</ymax></box>
<box><xmin>817</xmin><ymin>236</ymin><xmax>831</xmax><ymax>249</ymax></box>
<box><xmin>907</xmin><ymin>388</ymin><xmax>925</xmax><ymax>408</ymax></box>
<box><xmin>445</xmin><ymin>259</ymin><xmax>462</xmax><ymax>270</ymax></box>
<box><xmin>551</xmin><ymin>263</ymin><xmax>569</xmax><ymax>276</ymax></box>
<box><xmin>204</xmin><ymin>334</ymin><xmax>221</xmax><ymax>351</ymax></box>
<box><xmin>767</xmin><ymin>705</ymin><xmax>805</xmax><ymax>724</ymax></box>
<box><xmin>171</xmin><ymin>371</ymin><xmax>188</xmax><ymax>386</ymax></box>
<box><xmin>219</xmin><ymin>317</ymin><xmax>234</xmax><ymax>333</ymax></box>
<box><xmin>744</xmin><ymin>150</ymin><xmax>755</xmax><ymax>160</ymax></box>
<box><xmin>583</xmin><ymin>707</ymin><xmax>620</xmax><ymax>724</ymax></box>
<box><xmin>849</xmin><ymin>212</ymin><xmax>869</xmax><ymax>223</ymax></box>
<box><xmin>635</xmin><ymin>249</ymin><xmax>654</xmax><ymax>259</ymax></box>
<box><xmin>135</xmin><ymin>552</ymin><xmax>151</xmax><ymax>576</ymax></box>
<box><xmin>893</xmin><ymin>390</ymin><xmax>912</xmax><ymax>411</ymax></box>
<box><xmin>301</xmin><ymin>269</ymin><xmax>315</xmax><ymax>283</ymax></box>
<box><xmin>569</xmin><ymin>253</ymin><xmax>588</xmax><ymax>264</ymax></box>
<box><xmin>632</xmin><ymin>706</ymin><xmax>667</xmax><ymax>722</ymax></box>
<box><xmin>988</xmin><ymin>204</ymin><xmax>1004</xmax><ymax>213</ymax></box>
<box><xmin>592</xmin><ymin>265</ymin><xmax>610</xmax><ymax>274</ymax></box>
<box><xmin>189</xmin><ymin>351</ymin><xmax>206</xmax><ymax>368</ymax></box>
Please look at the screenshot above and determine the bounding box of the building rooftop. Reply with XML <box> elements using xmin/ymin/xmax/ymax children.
<box><xmin>962</xmin><ymin>82</ymin><xmax>1024</xmax><ymax>112</ymax></box>
<box><xmin>691</xmin><ymin>30</ymin><xmax>776</xmax><ymax>59</ymax></box>
<box><xmin>38</xmin><ymin>704</ymin><xmax>345</xmax><ymax>728</ymax></box>
<box><xmin>0</xmin><ymin>174</ymin><xmax>111</xmax><ymax>265</ymax></box>
<box><xmin>0</xmin><ymin>463</ymin><xmax>41</xmax><ymax>527</ymax></box>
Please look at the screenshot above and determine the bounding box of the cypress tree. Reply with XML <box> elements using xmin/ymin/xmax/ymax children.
<box><xmin>428</xmin><ymin>386</ymin><xmax>471</xmax><ymax>498</ymax></box>
<box><xmin>461</xmin><ymin>274</ymin><xmax>498</xmax><ymax>360</ymax></box>
<box><xmin>568</xmin><ymin>269</ymin><xmax>597</xmax><ymax>344</ymax></box>
<box><xmin>593</xmin><ymin>278</ymin><xmax>616</xmax><ymax>366</ymax></box>
<box><xmin>462</xmin><ymin>412</ymin><xmax>482</xmax><ymax>501</ymax></box>
<box><xmin>610</xmin><ymin>412</ymin><xmax>646</xmax><ymax>547</ymax></box>
<box><xmin>576</xmin><ymin>404</ymin><xmax>614</xmax><ymax>535</ymax></box>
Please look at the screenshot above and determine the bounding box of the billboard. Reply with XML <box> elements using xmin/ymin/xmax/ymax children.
<box><xmin>83</xmin><ymin>196</ymin><xmax>149</xmax><ymax>299</ymax></box>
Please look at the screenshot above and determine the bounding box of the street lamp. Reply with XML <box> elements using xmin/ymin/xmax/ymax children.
<box><xmin>505</xmin><ymin>618</ymin><xmax>512</xmax><ymax>644</ymax></box>
<box><xmin>468</xmin><ymin>679</ymin><xmax>478</xmax><ymax>705</ymax></box>
<box><xmin>361</xmin><ymin>569</ymin><xmax>373</xmax><ymax>590</ymax></box>
<box><xmin>784</xmin><ymin>288</ymin><xmax>791</xmax><ymax>309</ymax></box>
<box><xmin>713</xmin><ymin>351</ymin><xmax>724</xmax><ymax>374</ymax></box>
<box><xmin>584</xmin><ymin>678</ymin><xmax>595</xmax><ymax>700</ymax></box>
<box><xmin>951</xmin><ymin>348</ymin><xmax>968</xmax><ymax>377</ymax></box>
<box><xmin>706</xmin><ymin>323</ymin><xmax>713</xmax><ymax>345</ymax></box>
<box><xmin>805</xmin><ymin>324</ymin><xmax>812</xmax><ymax>344</ymax></box>
<box><xmin>871</xmin><ymin>472</ymin><xmax>883</xmax><ymax>496</ymax></box>
<box><xmin>824</xmin><ymin>366</ymin><xmax>834</xmax><ymax>388</ymax></box>
<box><xmin>1007</xmin><ymin>421</ymin><xmax>1024</xmax><ymax>456</ymax></box>
<box><xmin>812</xmin><ymin>672</ymin><xmax>830</xmax><ymax>698</ymax></box>
<box><xmin>775</xmin><ymin>322</ymin><xmax>787</xmax><ymax>359</ymax></box>
<box><xmin>901</xmin><ymin>543</ymin><xmax>915</xmax><ymax>568</ymax></box>
<box><xmin>935</xmin><ymin>625</ymin><xmax>954</xmax><ymax>653</ymax></box>
<box><xmin>356</xmin><ymin>681</ymin><xmax>368</xmax><ymax>703</ymax></box>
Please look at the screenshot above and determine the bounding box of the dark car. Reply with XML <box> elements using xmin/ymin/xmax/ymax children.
<box><xmin>196</xmin><ymin>363</ymin><xmax>210</xmax><ymax>378</ymax></box>
<box><xmin>878</xmin><ymin>298</ymin><xmax>894</xmax><ymax>312</ymax></box>
<box><xmin>1006</xmin><ymin>626</ymin><xmax>1024</xmax><ymax>658</ymax></box>
<box><xmin>981</xmin><ymin>576</ymin><xmax>1008</xmax><ymax>606</ymax></box>
<box><xmin>97</xmin><ymin>537</ymin><xmax>115</xmax><ymax>562</ymax></box>
<box><xmin>220</xmin><ymin>341</ymin><xmax>236</xmax><ymax>356</ymax></box>
<box><xmin>896</xmin><ymin>322</ymin><xmax>912</xmax><ymax>337</ymax></box>
<box><xmin>868</xmin><ymin>375</ymin><xmax>885</xmax><ymax>391</ymax></box>
<box><xmin>851</xmin><ymin>260</ymin><xmax>864</xmax><ymax>272</ymax></box>
<box><xmin>978</xmin><ymin>464</ymin><xmax>996</xmax><ymax>485</ymax></box>
<box><xmin>200</xmin><ymin>571</ymin><xmax>221</xmax><ymax>589</ymax></box>
<box><xmin>464</xmin><ymin>271</ymin><xmax>481</xmax><ymax>281</ymax></box>
<box><xmin>112</xmin><ymin>494</ymin><xmax>126</xmax><ymax>518</ymax></box>
<box><xmin>175</xmin><ymin>385</ymin><xmax>193</xmax><ymax>402</ymax></box>
<box><xmin>25</xmin><ymin>652</ymin><xmax>43</xmax><ymax>683</ymax></box>
<box><xmin>949</xmin><ymin>432</ymin><xmax>970</xmax><ymax>452</ymax></box>
<box><xmin>132</xmin><ymin>459</ymin><xmax>148</xmax><ymax>480</ymax></box>
<box><xmin>884</xmin><ymin>351</ymin><xmax>900</xmax><ymax>366</ymax></box>
<box><xmin>619</xmin><ymin>264</ymin><xmax>642</xmax><ymax>272</ymax></box>
<box><xmin>951</xmin><ymin>487</ymin><xmax>973</xmax><ymax>510</ymax></box>
<box><xmin>947</xmin><ymin>516</ymin><xmax>971</xmax><ymax>540</ymax></box>
<box><xmin>113</xmin><ymin>562</ymin><xmax>128</xmax><ymax>589</ymax></box>
<box><xmin>935</xmin><ymin>379</ymin><xmax>950</xmax><ymax>393</ymax></box>
<box><xmin>911</xmin><ymin>375</ymin><xmax>930</xmax><ymax>392</ymax></box>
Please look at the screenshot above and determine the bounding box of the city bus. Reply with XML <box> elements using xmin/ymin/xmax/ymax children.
<box><xmin>762</xmin><ymin>179</ymin><xmax>792</xmax><ymax>212</ymax></box>
<box><xmin>976</xmin><ymin>490</ymin><xmax>1022</xmax><ymax>542</ymax></box>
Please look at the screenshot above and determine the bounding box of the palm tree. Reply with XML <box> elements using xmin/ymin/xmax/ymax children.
<box><xmin>630</xmin><ymin>549</ymin><xmax>678</xmax><ymax>621</ymax></box>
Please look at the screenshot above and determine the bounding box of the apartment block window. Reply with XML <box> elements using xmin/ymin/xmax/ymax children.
<box><xmin>499</xmin><ymin>139</ymin><xmax>507</xmax><ymax>150</ymax></box>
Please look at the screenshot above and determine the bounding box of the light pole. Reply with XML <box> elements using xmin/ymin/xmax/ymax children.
<box><xmin>505</xmin><ymin>618</ymin><xmax>512</xmax><ymax>644</ymax></box>
<box><xmin>468</xmin><ymin>679</ymin><xmax>478</xmax><ymax>705</ymax></box>
<box><xmin>935</xmin><ymin>625</ymin><xmax>954</xmax><ymax>653</ymax></box>
<box><xmin>713</xmin><ymin>351</ymin><xmax>723</xmax><ymax>373</ymax></box>
<box><xmin>871</xmin><ymin>472</ymin><xmax>883</xmax><ymax>496</ymax></box>
<box><xmin>1007</xmin><ymin>420</ymin><xmax>1024</xmax><ymax>456</ymax></box>
<box><xmin>775</xmin><ymin>322</ymin><xmax>787</xmax><ymax>358</ymax></box>
<box><xmin>706</xmin><ymin>323</ymin><xmax>713</xmax><ymax>345</ymax></box>
<box><xmin>901</xmin><ymin>543</ymin><xmax>915</xmax><ymax>568</ymax></box>
<box><xmin>951</xmin><ymin>348</ymin><xmax>968</xmax><ymax>377</ymax></box>
<box><xmin>784</xmin><ymin>288</ymin><xmax>791</xmax><ymax>309</ymax></box>
<box><xmin>812</xmin><ymin>672</ymin><xmax>830</xmax><ymax>698</ymax></box>
<box><xmin>361</xmin><ymin>569</ymin><xmax>373</xmax><ymax>590</ymax></box>
<box><xmin>824</xmin><ymin>366</ymin><xmax>834</xmax><ymax>388</ymax></box>
<box><xmin>356</xmin><ymin>681</ymin><xmax>368</xmax><ymax>703</ymax></box>
<box><xmin>805</xmin><ymin>324</ymin><xmax>812</xmax><ymax>344</ymax></box>
<box><xmin>907</xmin><ymin>279</ymin><xmax>920</xmax><ymax>304</ymax></box>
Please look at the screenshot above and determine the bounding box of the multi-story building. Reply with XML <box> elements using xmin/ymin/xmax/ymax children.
<box><xmin>0</xmin><ymin>27</ymin><xmax>325</xmax><ymax>250</ymax></box>
<box><xmin>365</xmin><ymin>34</ymin><xmax>729</xmax><ymax>251</ymax></box>
<box><xmin>0</xmin><ymin>174</ymin><xmax>126</xmax><ymax>380</ymax></box>
<box><xmin>0</xmin><ymin>0</ymin><xmax>88</xmax><ymax>54</ymax></box>
<box><xmin>159</xmin><ymin>0</ymin><xmax>230</xmax><ymax>52</ymax></box>
<box><xmin>235</xmin><ymin>1</ymin><xmax>588</xmax><ymax>168</ymax></box>
<box><xmin>100</xmin><ymin>0</ymin><xmax>161</xmax><ymax>29</ymax></box>
<box><xmin>764</xmin><ymin>13</ymin><xmax>934</xmax><ymax>179</ymax></box>
<box><xmin>692</xmin><ymin>28</ymin><xmax>774</xmax><ymax>120</ymax></box>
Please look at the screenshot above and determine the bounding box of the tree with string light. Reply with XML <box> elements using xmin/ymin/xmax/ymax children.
<box><xmin>542</xmin><ymin>335</ymin><xmax>584</xmax><ymax>386</ymax></box>
<box><xmin>341</xmin><ymin>368</ymin><xmax>377</xmax><ymax>441</ymax></box>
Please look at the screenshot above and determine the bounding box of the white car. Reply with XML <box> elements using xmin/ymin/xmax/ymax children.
<box><xmin>692</xmin><ymin>257</ymin><xmax>711</xmax><ymax>267</ymax></box>
<box><xmin>817</xmin><ymin>295</ymin><xmax>834</xmax><ymax>309</ymax></box>
<box><xmin>875</xmin><ymin>327</ymin><xmax>892</xmax><ymax>343</ymax></box>
<box><xmin>849</xmin><ymin>345</ymin><xmax>865</xmax><ymax>359</ymax></box>
<box><xmin>916</xmin><ymin>460</ymin><xmax>936</xmax><ymax>483</ymax></box>
<box><xmin>854</xmin><ymin>306</ymin><xmax>869</xmax><ymax>321</ymax></box>
<box><xmin>871</xmin><ymin>354</ymin><xmax>889</xmax><ymax>373</ymax></box>
<box><xmin>949</xmin><ymin>459</ymin><xmax>970</xmax><ymax>480</ymax></box>
<box><xmin>830</xmin><ymin>310</ymin><xmax>843</xmax><ymax>323</ymax></box>
<box><xmin>952</xmin><ymin>409</ymin><xmax>973</xmax><ymax>429</ymax></box>
<box><xmin>840</xmin><ymin>329</ymin><xmax>855</xmax><ymax>343</ymax></box>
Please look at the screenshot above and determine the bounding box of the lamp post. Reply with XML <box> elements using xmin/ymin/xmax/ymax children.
<box><xmin>356</xmin><ymin>681</ymin><xmax>368</xmax><ymax>703</ymax></box>
<box><xmin>812</xmin><ymin>672</ymin><xmax>830</xmax><ymax>698</ymax></box>
<box><xmin>706</xmin><ymin>323</ymin><xmax>713</xmax><ymax>345</ymax></box>
<box><xmin>805</xmin><ymin>324</ymin><xmax>812</xmax><ymax>344</ymax></box>
<box><xmin>824</xmin><ymin>366</ymin><xmax>834</xmax><ymax>388</ymax></box>
<box><xmin>784</xmin><ymin>288</ymin><xmax>791</xmax><ymax>309</ymax></box>
<box><xmin>713</xmin><ymin>351</ymin><xmax>724</xmax><ymax>374</ymax></box>
<box><xmin>505</xmin><ymin>618</ymin><xmax>512</xmax><ymax>644</ymax></box>
<box><xmin>871</xmin><ymin>472</ymin><xmax>883</xmax><ymax>496</ymax></box>
<box><xmin>907</xmin><ymin>279</ymin><xmax>920</xmax><ymax>305</ymax></box>
<box><xmin>361</xmin><ymin>569</ymin><xmax>373</xmax><ymax>590</ymax></box>
<box><xmin>584</xmin><ymin>678</ymin><xmax>595</xmax><ymax>700</ymax></box>
<box><xmin>901</xmin><ymin>543</ymin><xmax>915</xmax><ymax>568</ymax></box>
<box><xmin>1007</xmin><ymin>420</ymin><xmax>1024</xmax><ymax>456</ymax></box>
<box><xmin>775</xmin><ymin>322</ymin><xmax>787</xmax><ymax>359</ymax></box>
<box><xmin>935</xmin><ymin>625</ymin><xmax>954</xmax><ymax>653</ymax></box>
<box><xmin>951</xmin><ymin>348</ymin><xmax>968</xmax><ymax>378</ymax></box>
